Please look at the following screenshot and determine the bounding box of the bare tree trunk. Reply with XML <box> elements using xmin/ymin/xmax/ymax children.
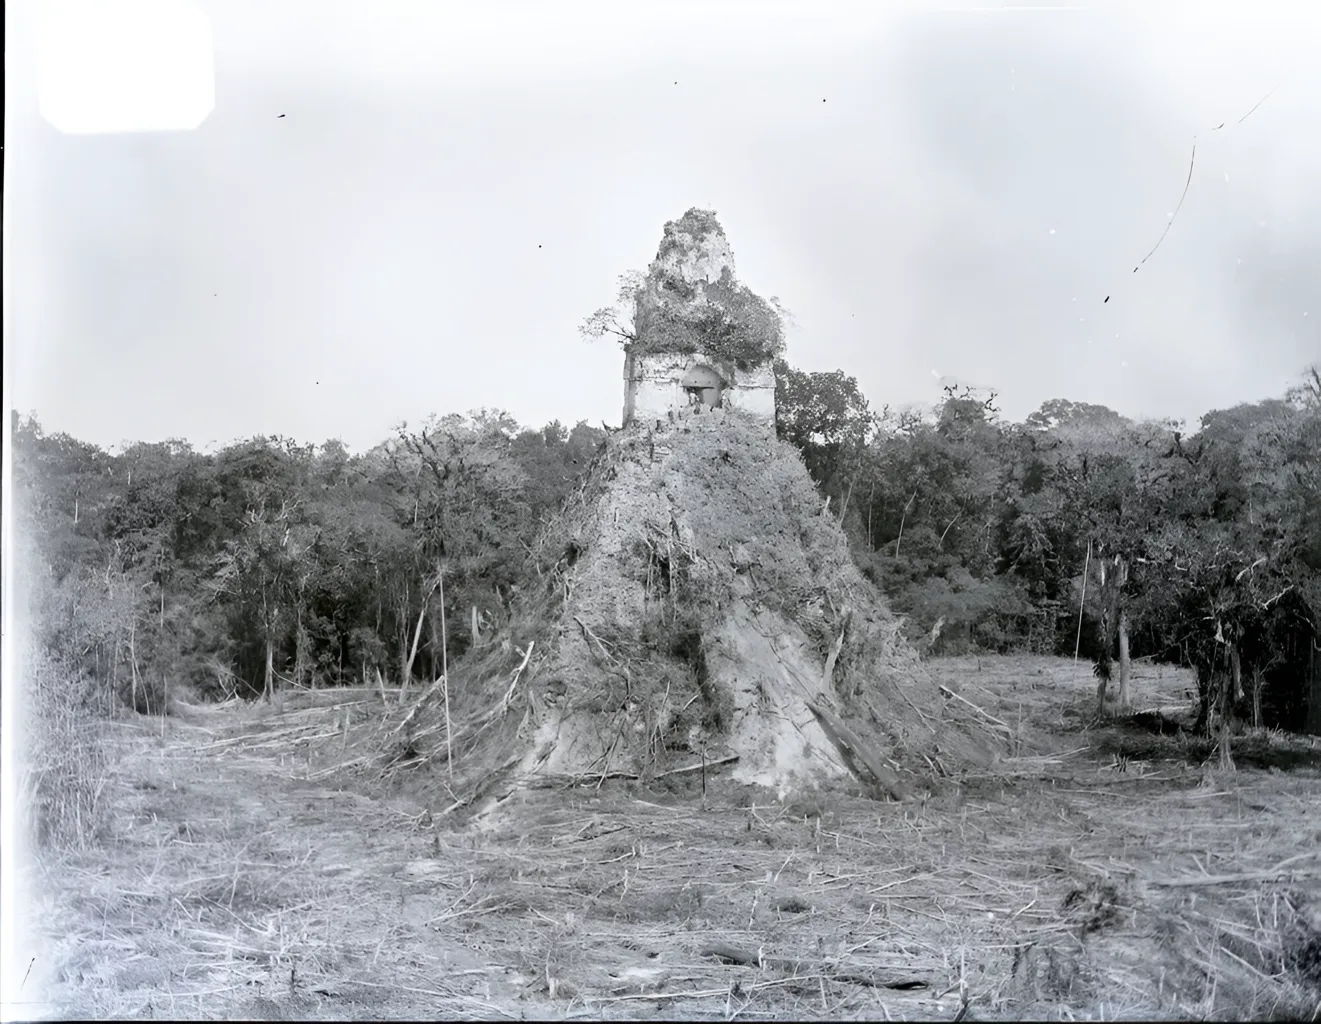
<box><xmin>1194</xmin><ymin>661</ymin><xmax>1212</xmax><ymax>736</ymax></box>
<box><xmin>1074</xmin><ymin>538</ymin><xmax>1092</xmax><ymax>664</ymax></box>
<box><xmin>402</xmin><ymin>573</ymin><xmax>443</xmax><ymax>703</ymax></box>
<box><xmin>1217</xmin><ymin>662</ymin><xmax>1235</xmax><ymax>771</ymax></box>
<box><xmin>439</xmin><ymin>570</ymin><xmax>449</xmax><ymax>689</ymax></box>
<box><xmin>840</xmin><ymin>465</ymin><xmax>857</xmax><ymax>523</ymax></box>
<box><xmin>938</xmin><ymin>509</ymin><xmax>963</xmax><ymax>550</ymax></box>
<box><xmin>265</xmin><ymin>636</ymin><xmax>274</xmax><ymax>703</ymax></box>
<box><xmin>128</xmin><ymin>622</ymin><xmax>141</xmax><ymax>713</ymax></box>
<box><xmin>1116</xmin><ymin>610</ymin><xmax>1132</xmax><ymax>711</ymax></box>
<box><xmin>1307</xmin><ymin>640</ymin><xmax>1321</xmax><ymax>736</ymax></box>
<box><xmin>1230</xmin><ymin>645</ymin><xmax>1243</xmax><ymax>704</ymax></box>
<box><xmin>438</xmin><ymin>570</ymin><xmax>453</xmax><ymax>781</ymax></box>
<box><xmin>471</xmin><ymin>605</ymin><xmax>481</xmax><ymax>649</ymax></box>
<box><xmin>401</xmin><ymin>599</ymin><xmax>428</xmax><ymax>703</ymax></box>
<box><xmin>894</xmin><ymin>490</ymin><xmax>917</xmax><ymax>558</ymax></box>
<box><xmin>1094</xmin><ymin>556</ymin><xmax>1114</xmax><ymax>718</ymax></box>
<box><xmin>111</xmin><ymin>632</ymin><xmax>121</xmax><ymax>711</ymax></box>
<box><xmin>865</xmin><ymin>479</ymin><xmax>876</xmax><ymax>550</ymax></box>
<box><xmin>294</xmin><ymin>604</ymin><xmax>305</xmax><ymax>689</ymax></box>
<box><xmin>1250</xmin><ymin>666</ymin><xmax>1264</xmax><ymax>729</ymax></box>
<box><xmin>397</xmin><ymin>592</ymin><xmax>410</xmax><ymax>691</ymax></box>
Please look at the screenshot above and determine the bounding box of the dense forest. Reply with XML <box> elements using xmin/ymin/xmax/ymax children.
<box><xmin>13</xmin><ymin>361</ymin><xmax>1321</xmax><ymax>737</ymax></box>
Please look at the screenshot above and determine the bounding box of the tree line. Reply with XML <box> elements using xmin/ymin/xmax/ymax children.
<box><xmin>13</xmin><ymin>412</ymin><xmax>606</xmax><ymax>712</ymax></box>
<box><xmin>776</xmin><ymin>361</ymin><xmax>1321</xmax><ymax>748</ymax></box>
<box><xmin>13</xmin><ymin>363</ymin><xmax>1320</xmax><ymax>748</ymax></box>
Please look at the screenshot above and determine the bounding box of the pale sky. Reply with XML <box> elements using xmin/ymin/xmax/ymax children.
<box><xmin>5</xmin><ymin>0</ymin><xmax>1320</xmax><ymax>453</ymax></box>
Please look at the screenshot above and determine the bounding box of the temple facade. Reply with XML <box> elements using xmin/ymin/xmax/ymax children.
<box><xmin>622</xmin><ymin>351</ymin><xmax>776</xmax><ymax>426</ymax></box>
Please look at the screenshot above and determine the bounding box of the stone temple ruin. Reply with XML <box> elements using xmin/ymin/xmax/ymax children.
<box><xmin>621</xmin><ymin>209</ymin><xmax>779</xmax><ymax>428</ymax></box>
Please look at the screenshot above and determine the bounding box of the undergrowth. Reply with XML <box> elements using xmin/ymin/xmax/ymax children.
<box><xmin>20</xmin><ymin>644</ymin><xmax>114</xmax><ymax>852</ymax></box>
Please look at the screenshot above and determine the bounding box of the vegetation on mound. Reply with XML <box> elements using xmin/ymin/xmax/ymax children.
<box><xmin>353</xmin><ymin>414</ymin><xmax>998</xmax><ymax>814</ymax></box>
<box><xmin>631</xmin><ymin>272</ymin><xmax>787</xmax><ymax>370</ymax></box>
<box><xmin>583</xmin><ymin>208</ymin><xmax>788</xmax><ymax>369</ymax></box>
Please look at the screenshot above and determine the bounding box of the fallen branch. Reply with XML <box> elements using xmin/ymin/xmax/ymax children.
<box><xmin>574</xmin><ymin>616</ymin><xmax>618</xmax><ymax>666</ymax></box>
<box><xmin>701</xmin><ymin>942</ymin><xmax>761</xmax><ymax>967</ymax></box>
<box><xmin>1150</xmin><ymin>868</ymin><xmax>1321</xmax><ymax>888</ymax></box>
<box><xmin>822</xmin><ymin>630</ymin><xmax>845</xmax><ymax>690</ymax></box>
<box><xmin>808</xmin><ymin>701</ymin><xmax>908</xmax><ymax>801</ymax></box>
<box><xmin>938</xmin><ymin>685</ymin><xmax>1014</xmax><ymax>736</ymax></box>
<box><xmin>499</xmin><ymin>641</ymin><xmax>535</xmax><ymax>717</ymax></box>
<box><xmin>652</xmin><ymin>755</ymin><xmax>739</xmax><ymax>780</ymax></box>
<box><xmin>891</xmin><ymin>678</ymin><xmax>939</xmax><ymax>736</ymax></box>
<box><xmin>387</xmin><ymin>677</ymin><xmax>447</xmax><ymax>740</ymax></box>
<box><xmin>698</xmin><ymin>943</ymin><xmax>929</xmax><ymax>990</ymax></box>
<box><xmin>1149</xmin><ymin>852</ymin><xmax>1321</xmax><ymax>888</ymax></box>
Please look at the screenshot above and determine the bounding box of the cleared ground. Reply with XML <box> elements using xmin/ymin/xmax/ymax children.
<box><xmin>19</xmin><ymin>655</ymin><xmax>1321</xmax><ymax>1021</ymax></box>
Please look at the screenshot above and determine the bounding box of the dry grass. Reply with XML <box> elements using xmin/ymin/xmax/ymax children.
<box><xmin>21</xmin><ymin>654</ymin><xmax>1321</xmax><ymax>1021</ymax></box>
<box><xmin>25</xmin><ymin>704</ymin><xmax>551</xmax><ymax>1021</ymax></box>
<box><xmin>20</xmin><ymin>648</ymin><xmax>116</xmax><ymax>853</ymax></box>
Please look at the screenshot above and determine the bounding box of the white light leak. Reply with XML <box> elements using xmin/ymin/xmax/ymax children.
<box><xmin>1122</xmin><ymin>361</ymin><xmax>1129</xmax><ymax>368</ymax></box>
<box><xmin>931</xmin><ymin>370</ymin><xmax>940</xmax><ymax>378</ymax></box>
<box><xmin>1224</xmin><ymin>172</ymin><xmax>1230</xmax><ymax>182</ymax></box>
<box><xmin>1167</xmin><ymin>211</ymin><xmax>1174</xmax><ymax>219</ymax></box>
<box><xmin>36</xmin><ymin>0</ymin><xmax>215</xmax><ymax>134</ymax></box>
<box><xmin>1048</xmin><ymin>228</ymin><xmax>1056</xmax><ymax>235</ymax></box>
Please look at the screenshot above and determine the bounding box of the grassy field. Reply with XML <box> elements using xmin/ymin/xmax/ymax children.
<box><xmin>17</xmin><ymin>655</ymin><xmax>1321</xmax><ymax>1021</ymax></box>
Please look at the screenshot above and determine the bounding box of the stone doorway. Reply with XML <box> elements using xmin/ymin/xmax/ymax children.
<box><xmin>681</xmin><ymin>365</ymin><xmax>726</xmax><ymax>411</ymax></box>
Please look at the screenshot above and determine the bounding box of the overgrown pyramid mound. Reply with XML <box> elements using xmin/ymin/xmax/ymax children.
<box><xmin>396</xmin><ymin>413</ymin><xmax>1000</xmax><ymax>816</ymax></box>
<box><xmin>369</xmin><ymin>211</ymin><xmax>1000</xmax><ymax>814</ymax></box>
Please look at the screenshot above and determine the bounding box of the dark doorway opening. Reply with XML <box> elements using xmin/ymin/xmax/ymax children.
<box><xmin>681</xmin><ymin>365</ymin><xmax>726</xmax><ymax>412</ymax></box>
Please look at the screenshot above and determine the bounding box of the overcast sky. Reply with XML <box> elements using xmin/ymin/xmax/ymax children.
<box><xmin>6</xmin><ymin>0</ymin><xmax>1319</xmax><ymax>453</ymax></box>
